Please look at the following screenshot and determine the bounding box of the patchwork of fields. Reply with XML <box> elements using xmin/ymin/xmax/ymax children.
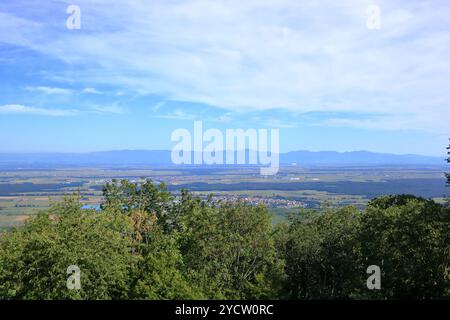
<box><xmin>0</xmin><ymin>165</ymin><xmax>448</xmax><ymax>229</ymax></box>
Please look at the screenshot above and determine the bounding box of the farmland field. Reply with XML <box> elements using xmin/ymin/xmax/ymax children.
<box><xmin>0</xmin><ymin>164</ymin><xmax>447</xmax><ymax>229</ymax></box>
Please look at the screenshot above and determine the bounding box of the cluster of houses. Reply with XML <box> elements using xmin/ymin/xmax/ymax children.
<box><xmin>201</xmin><ymin>194</ymin><xmax>307</xmax><ymax>209</ymax></box>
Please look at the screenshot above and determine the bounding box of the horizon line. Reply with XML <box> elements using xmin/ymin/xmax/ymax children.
<box><xmin>0</xmin><ymin>149</ymin><xmax>445</xmax><ymax>158</ymax></box>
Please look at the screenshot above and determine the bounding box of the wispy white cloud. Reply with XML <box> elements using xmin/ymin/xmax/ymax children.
<box><xmin>90</xmin><ymin>104</ymin><xmax>125</xmax><ymax>114</ymax></box>
<box><xmin>154</xmin><ymin>109</ymin><xmax>196</xmax><ymax>121</ymax></box>
<box><xmin>25</xmin><ymin>86</ymin><xmax>104</xmax><ymax>95</ymax></box>
<box><xmin>25</xmin><ymin>86</ymin><xmax>73</xmax><ymax>95</ymax></box>
<box><xmin>2</xmin><ymin>0</ymin><xmax>450</xmax><ymax>133</ymax></box>
<box><xmin>320</xmin><ymin>112</ymin><xmax>450</xmax><ymax>134</ymax></box>
<box><xmin>83</xmin><ymin>87</ymin><xmax>102</xmax><ymax>94</ymax></box>
<box><xmin>0</xmin><ymin>104</ymin><xmax>78</xmax><ymax>116</ymax></box>
<box><xmin>152</xmin><ymin>101</ymin><xmax>165</xmax><ymax>112</ymax></box>
<box><xmin>216</xmin><ymin>113</ymin><xmax>233</xmax><ymax>124</ymax></box>
<box><xmin>152</xmin><ymin>107</ymin><xmax>234</xmax><ymax>124</ymax></box>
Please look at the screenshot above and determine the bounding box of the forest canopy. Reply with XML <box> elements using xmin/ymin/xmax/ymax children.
<box><xmin>0</xmin><ymin>179</ymin><xmax>448</xmax><ymax>300</ymax></box>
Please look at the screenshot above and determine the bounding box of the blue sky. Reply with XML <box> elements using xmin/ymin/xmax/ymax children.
<box><xmin>0</xmin><ymin>0</ymin><xmax>449</xmax><ymax>156</ymax></box>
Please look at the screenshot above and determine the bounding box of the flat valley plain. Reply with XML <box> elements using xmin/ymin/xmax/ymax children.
<box><xmin>0</xmin><ymin>164</ymin><xmax>448</xmax><ymax>230</ymax></box>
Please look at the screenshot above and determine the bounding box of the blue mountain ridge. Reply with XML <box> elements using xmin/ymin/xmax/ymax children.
<box><xmin>0</xmin><ymin>150</ymin><xmax>444</xmax><ymax>166</ymax></box>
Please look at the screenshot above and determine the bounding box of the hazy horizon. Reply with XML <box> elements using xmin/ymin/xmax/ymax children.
<box><xmin>0</xmin><ymin>148</ymin><xmax>446</xmax><ymax>158</ymax></box>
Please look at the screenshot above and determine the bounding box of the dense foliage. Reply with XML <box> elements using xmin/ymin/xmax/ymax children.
<box><xmin>0</xmin><ymin>180</ymin><xmax>449</xmax><ymax>299</ymax></box>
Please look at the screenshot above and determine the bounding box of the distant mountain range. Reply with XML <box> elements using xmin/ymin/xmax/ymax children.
<box><xmin>0</xmin><ymin>150</ymin><xmax>445</xmax><ymax>167</ymax></box>
<box><xmin>281</xmin><ymin>150</ymin><xmax>445</xmax><ymax>165</ymax></box>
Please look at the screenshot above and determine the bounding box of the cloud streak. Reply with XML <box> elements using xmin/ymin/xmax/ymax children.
<box><xmin>25</xmin><ymin>86</ymin><xmax>73</xmax><ymax>95</ymax></box>
<box><xmin>1</xmin><ymin>0</ymin><xmax>450</xmax><ymax>134</ymax></box>
<box><xmin>0</xmin><ymin>104</ymin><xmax>78</xmax><ymax>116</ymax></box>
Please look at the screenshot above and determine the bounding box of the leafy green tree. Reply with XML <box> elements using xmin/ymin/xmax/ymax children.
<box><xmin>280</xmin><ymin>207</ymin><xmax>362</xmax><ymax>299</ymax></box>
<box><xmin>2</xmin><ymin>178</ymin><xmax>448</xmax><ymax>300</ymax></box>
<box><xmin>0</xmin><ymin>195</ymin><xmax>203</xmax><ymax>300</ymax></box>
<box><xmin>0</xmin><ymin>197</ymin><xmax>136</xmax><ymax>299</ymax></box>
<box><xmin>102</xmin><ymin>179</ymin><xmax>176</xmax><ymax>233</ymax></box>
<box><xmin>359</xmin><ymin>195</ymin><xmax>450</xmax><ymax>299</ymax></box>
<box><xmin>128</xmin><ymin>211</ymin><xmax>202</xmax><ymax>299</ymax></box>
<box><xmin>102</xmin><ymin>180</ymin><xmax>284</xmax><ymax>299</ymax></box>
<box><xmin>179</xmin><ymin>202</ymin><xmax>284</xmax><ymax>299</ymax></box>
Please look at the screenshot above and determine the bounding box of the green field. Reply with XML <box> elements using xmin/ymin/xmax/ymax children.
<box><xmin>0</xmin><ymin>165</ymin><xmax>448</xmax><ymax>228</ymax></box>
